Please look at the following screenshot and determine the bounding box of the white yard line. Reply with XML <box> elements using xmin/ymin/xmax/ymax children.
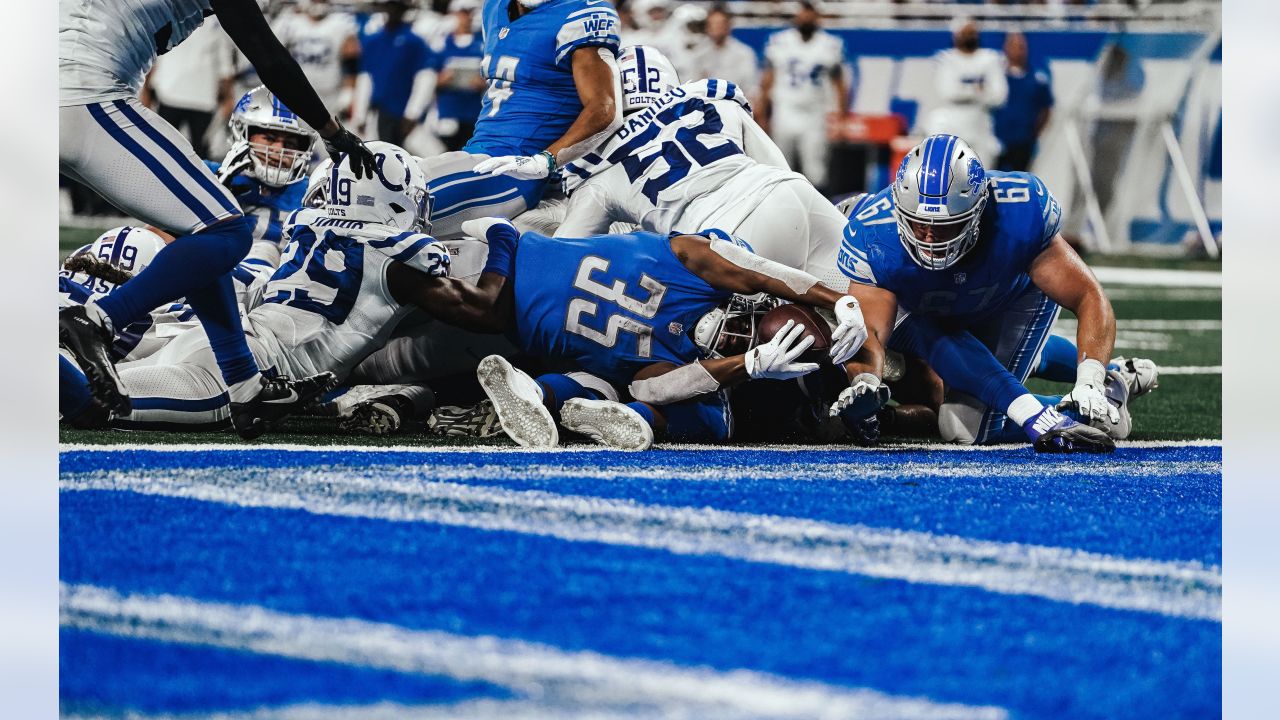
<box><xmin>61</xmin><ymin>583</ymin><xmax>1006</xmax><ymax>720</ymax></box>
<box><xmin>58</xmin><ymin>439</ymin><xmax>1222</xmax><ymax>454</ymax></box>
<box><xmin>1093</xmin><ymin>266</ymin><xmax>1222</xmax><ymax>288</ymax></box>
<box><xmin>1159</xmin><ymin>366</ymin><xmax>1224</xmax><ymax>375</ymax></box>
<box><xmin>1055</xmin><ymin>318</ymin><xmax>1221</xmax><ymax>331</ymax></box>
<box><xmin>61</xmin><ymin>472</ymin><xmax>1221</xmax><ymax>620</ymax></box>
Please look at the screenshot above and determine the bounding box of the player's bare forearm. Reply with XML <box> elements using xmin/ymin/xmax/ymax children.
<box><xmin>546</xmin><ymin>47</ymin><xmax>621</xmax><ymax>164</ymax></box>
<box><xmin>1030</xmin><ymin>234</ymin><xmax>1115</xmax><ymax>363</ymax></box>
<box><xmin>387</xmin><ymin>266</ymin><xmax>511</xmax><ymax>333</ymax></box>
<box><xmin>211</xmin><ymin>0</ymin><xmax>338</xmax><ymax>136</ymax></box>
<box><xmin>840</xmin><ymin>282</ymin><xmax>896</xmax><ymax>381</ymax></box>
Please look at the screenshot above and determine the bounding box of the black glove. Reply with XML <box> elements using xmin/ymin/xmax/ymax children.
<box><xmin>842</xmin><ymin>408</ymin><xmax>881</xmax><ymax>446</ymax></box>
<box><xmin>323</xmin><ymin>120</ymin><xmax>377</xmax><ymax>179</ymax></box>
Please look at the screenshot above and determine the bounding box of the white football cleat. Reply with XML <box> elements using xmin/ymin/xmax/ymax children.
<box><xmin>476</xmin><ymin>355</ymin><xmax>558</xmax><ymax>448</ymax></box>
<box><xmin>1111</xmin><ymin>356</ymin><xmax>1159</xmax><ymax>399</ymax></box>
<box><xmin>560</xmin><ymin>398</ymin><xmax>654</xmax><ymax>451</ymax></box>
<box><xmin>1095</xmin><ymin>368</ymin><xmax>1133</xmax><ymax>440</ymax></box>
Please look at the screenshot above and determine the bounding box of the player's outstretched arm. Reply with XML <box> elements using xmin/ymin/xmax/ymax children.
<box><xmin>386</xmin><ymin>264</ymin><xmax>512</xmax><ymax>334</ymax></box>
<box><xmin>211</xmin><ymin>0</ymin><xmax>375</xmax><ymax>177</ymax></box>
<box><xmin>1029</xmin><ymin>234</ymin><xmax>1118</xmax><ymax>424</ymax></box>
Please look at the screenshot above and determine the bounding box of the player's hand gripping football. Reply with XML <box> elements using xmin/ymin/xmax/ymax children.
<box><xmin>745</xmin><ymin>319</ymin><xmax>820</xmax><ymax>381</ymax></box>
<box><xmin>829</xmin><ymin>296</ymin><xmax>868</xmax><ymax>364</ymax></box>
<box><xmin>1058</xmin><ymin>359</ymin><xmax>1120</xmax><ymax>426</ymax></box>
<box><xmin>322</xmin><ymin>119</ymin><xmax>377</xmax><ymax>179</ymax></box>
<box><xmin>474</xmin><ymin>152</ymin><xmax>555</xmax><ymax>180</ymax></box>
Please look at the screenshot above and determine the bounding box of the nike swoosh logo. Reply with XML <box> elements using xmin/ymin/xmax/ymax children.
<box><xmin>266</xmin><ymin>389</ymin><xmax>301</xmax><ymax>404</ymax></box>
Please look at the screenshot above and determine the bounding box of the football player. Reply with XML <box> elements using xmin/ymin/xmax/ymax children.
<box><xmin>211</xmin><ymin>86</ymin><xmax>317</xmax><ymax>268</ymax></box>
<box><xmin>390</xmin><ymin>218</ymin><xmax>868</xmax><ymax>450</ymax></box>
<box><xmin>832</xmin><ymin>134</ymin><xmax>1126</xmax><ymax>453</ymax></box>
<box><xmin>419</xmin><ymin>0</ymin><xmax>624</xmax><ymax>239</ymax></box>
<box><xmin>558</xmin><ymin>45</ymin><xmax>848</xmax><ymax>291</ymax></box>
<box><xmin>61</xmin><ymin>143</ymin><xmax>450</xmax><ymax>432</ymax></box>
<box><xmin>59</xmin><ymin>0</ymin><xmax>376</xmax><ymax>439</ymax></box>
<box><xmin>273</xmin><ymin>0</ymin><xmax>361</xmax><ymax>118</ymax></box>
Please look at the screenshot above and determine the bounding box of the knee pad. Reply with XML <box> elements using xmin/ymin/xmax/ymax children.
<box><xmin>938</xmin><ymin>396</ymin><xmax>986</xmax><ymax>445</ymax></box>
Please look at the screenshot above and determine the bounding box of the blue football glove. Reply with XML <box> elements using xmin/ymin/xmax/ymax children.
<box><xmin>829</xmin><ymin>373</ymin><xmax>890</xmax><ymax>445</ymax></box>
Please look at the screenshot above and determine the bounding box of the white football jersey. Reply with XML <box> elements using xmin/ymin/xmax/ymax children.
<box><xmin>247</xmin><ymin>210</ymin><xmax>450</xmax><ymax>382</ymax></box>
<box><xmin>763</xmin><ymin>28</ymin><xmax>845</xmax><ymax>116</ymax></box>
<box><xmin>60</xmin><ymin>0</ymin><xmax>214</xmax><ymax>105</ymax></box>
<box><xmin>559</xmin><ymin>79</ymin><xmax>802</xmax><ymax>237</ymax></box>
<box><xmin>273</xmin><ymin>11</ymin><xmax>357</xmax><ymax>103</ymax></box>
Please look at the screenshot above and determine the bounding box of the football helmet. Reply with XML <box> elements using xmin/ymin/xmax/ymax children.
<box><xmin>891</xmin><ymin>134</ymin><xmax>989</xmax><ymax>270</ymax></box>
<box><xmin>303</xmin><ymin>157</ymin><xmax>334</xmax><ymax>208</ymax></box>
<box><xmin>618</xmin><ymin>45</ymin><xmax>681</xmax><ymax>115</ymax></box>
<box><xmin>229</xmin><ymin>85</ymin><xmax>315</xmax><ymax>188</ymax></box>
<box><xmin>326</xmin><ymin>141</ymin><xmax>432</xmax><ymax>232</ymax></box>
<box><xmin>693</xmin><ymin>293</ymin><xmax>780</xmax><ymax>358</ymax></box>
<box><xmin>64</xmin><ymin>226</ymin><xmax>167</xmax><ymax>292</ymax></box>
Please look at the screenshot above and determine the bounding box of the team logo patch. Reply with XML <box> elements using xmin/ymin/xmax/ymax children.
<box><xmin>954</xmin><ymin>272</ymin><xmax>967</xmax><ymax>285</ymax></box>
<box><xmin>668</xmin><ymin>322</ymin><xmax>684</xmax><ymax>335</ymax></box>
<box><xmin>498</xmin><ymin>27</ymin><xmax>509</xmax><ymax>39</ymax></box>
<box><xmin>895</xmin><ymin>155</ymin><xmax>910</xmax><ymax>187</ymax></box>
<box><xmin>967</xmin><ymin>157</ymin><xmax>984</xmax><ymax>195</ymax></box>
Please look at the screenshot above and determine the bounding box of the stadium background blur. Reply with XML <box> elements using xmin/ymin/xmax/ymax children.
<box><xmin>60</xmin><ymin>0</ymin><xmax>1221</xmax><ymax>261</ymax></box>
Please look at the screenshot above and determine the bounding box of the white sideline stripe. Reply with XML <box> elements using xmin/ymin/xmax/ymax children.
<box><xmin>66</xmin><ymin>699</ymin><xmax>720</xmax><ymax>720</ymax></box>
<box><xmin>1054</xmin><ymin>318</ymin><xmax>1222</xmax><ymax>331</ymax></box>
<box><xmin>61</xmin><ymin>471</ymin><xmax>1221</xmax><ymax>620</ymax></box>
<box><xmin>1093</xmin><ymin>266</ymin><xmax>1222</xmax><ymax>288</ymax></box>
<box><xmin>61</xmin><ymin>583</ymin><xmax>1005</xmax><ymax>720</ymax></box>
<box><xmin>1159</xmin><ymin>365</ymin><xmax>1224</xmax><ymax>375</ymax></box>
<box><xmin>58</xmin><ymin>438</ymin><xmax>1223</xmax><ymax>454</ymax></box>
<box><xmin>1105</xmin><ymin>286</ymin><xmax>1220</xmax><ymax>301</ymax></box>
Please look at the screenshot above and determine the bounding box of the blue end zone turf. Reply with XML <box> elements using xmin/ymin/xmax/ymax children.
<box><xmin>59</xmin><ymin>444</ymin><xmax>1221</xmax><ymax>718</ymax></box>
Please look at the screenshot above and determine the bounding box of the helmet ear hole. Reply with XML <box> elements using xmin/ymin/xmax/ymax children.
<box><xmin>389</xmin><ymin>202</ymin><xmax>406</xmax><ymax>214</ymax></box>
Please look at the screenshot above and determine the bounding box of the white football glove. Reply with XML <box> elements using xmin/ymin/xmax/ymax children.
<box><xmin>217</xmin><ymin>140</ymin><xmax>254</xmax><ymax>187</ymax></box>
<box><xmin>829</xmin><ymin>296</ymin><xmax>868</xmax><ymax>365</ymax></box>
<box><xmin>1058</xmin><ymin>359</ymin><xmax>1120</xmax><ymax>426</ymax></box>
<box><xmin>829</xmin><ymin>372</ymin><xmax>891</xmax><ymax>420</ymax></box>
<box><xmin>460</xmin><ymin>217</ymin><xmax>518</xmax><ymax>244</ymax></box>
<box><xmin>744</xmin><ymin>319</ymin><xmax>820</xmax><ymax>381</ymax></box>
<box><xmin>473</xmin><ymin>152</ymin><xmax>554</xmax><ymax>180</ymax></box>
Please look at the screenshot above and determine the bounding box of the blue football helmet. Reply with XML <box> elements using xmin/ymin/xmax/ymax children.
<box><xmin>891</xmin><ymin>134</ymin><xmax>990</xmax><ymax>270</ymax></box>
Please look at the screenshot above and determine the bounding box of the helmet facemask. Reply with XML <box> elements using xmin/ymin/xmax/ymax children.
<box><xmin>693</xmin><ymin>293</ymin><xmax>780</xmax><ymax>358</ymax></box>
<box><xmin>244</xmin><ymin>126</ymin><xmax>313</xmax><ymax>188</ymax></box>
<box><xmin>894</xmin><ymin>190</ymin><xmax>988</xmax><ymax>270</ymax></box>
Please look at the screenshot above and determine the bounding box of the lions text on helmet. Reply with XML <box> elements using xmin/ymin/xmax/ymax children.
<box><xmin>325</xmin><ymin>141</ymin><xmax>433</xmax><ymax>233</ymax></box>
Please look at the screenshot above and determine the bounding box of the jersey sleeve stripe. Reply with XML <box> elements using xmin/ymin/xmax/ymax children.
<box><xmin>554</xmin><ymin>33</ymin><xmax>621</xmax><ymax>66</ymax></box>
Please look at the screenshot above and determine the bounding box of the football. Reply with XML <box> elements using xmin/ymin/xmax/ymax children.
<box><xmin>757</xmin><ymin>304</ymin><xmax>835</xmax><ymax>364</ymax></box>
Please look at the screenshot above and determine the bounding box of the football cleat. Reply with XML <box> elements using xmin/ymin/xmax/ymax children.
<box><xmin>1110</xmin><ymin>356</ymin><xmax>1159</xmax><ymax>399</ymax></box>
<box><xmin>560</xmin><ymin>399</ymin><xmax>654</xmax><ymax>451</ymax></box>
<box><xmin>1098</xmin><ymin>368</ymin><xmax>1133</xmax><ymax>440</ymax></box>
<box><xmin>59</xmin><ymin>305</ymin><xmax>131</xmax><ymax>415</ymax></box>
<box><xmin>338</xmin><ymin>395</ymin><xmax>419</xmax><ymax>436</ymax></box>
<box><xmin>1024</xmin><ymin>405</ymin><xmax>1116</xmax><ymax>454</ymax></box>
<box><xmin>476</xmin><ymin>355</ymin><xmax>558</xmax><ymax>448</ymax></box>
<box><xmin>427</xmin><ymin>401</ymin><xmax>504</xmax><ymax>438</ymax></box>
<box><xmin>230</xmin><ymin>372</ymin><xmax>337</xmax><ymax>440</ymax></box>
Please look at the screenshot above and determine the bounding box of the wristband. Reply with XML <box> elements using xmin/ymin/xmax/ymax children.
<box><xmin>537</xmin><ymin>150</ymin><xmax>557</xmax><ymax>174</ymax></box>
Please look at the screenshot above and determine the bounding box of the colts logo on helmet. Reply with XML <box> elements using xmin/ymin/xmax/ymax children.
<box><xmin>967</xmin><ymin>157</ymin><xmax>984</xmax><ymax>195</ymax></box>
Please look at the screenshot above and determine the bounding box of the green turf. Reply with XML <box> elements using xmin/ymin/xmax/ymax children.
<box><xmin>60</xmin><ymin>226</ymin><xmax>109</xmax><ymax>256</ymax></box>
<box><xmin>58</xmin><ymin>225</ymin><xmax>1222</xmax><ymax>445</ymax></box>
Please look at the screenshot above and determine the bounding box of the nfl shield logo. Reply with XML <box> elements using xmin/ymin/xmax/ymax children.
<box><xmin>953</xmin><ymin>272</ymin><xmax>967</xmax><ymax>285</ymax></box>
<box><xmin>499</xmin><ymin>27</ymin><xmax>510</xmax><ymax>39</ymax></box>
<box><xmin>668</xmin><ymin>322</ymin><xmax>683</xmax><ymax>335</ymax></box>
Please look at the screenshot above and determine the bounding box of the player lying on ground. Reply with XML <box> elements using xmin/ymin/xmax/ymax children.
<box><xmin>59</xmin><ymin>0</ymin><xmax>377</xmax><ymax>439</ymax></box>
<box><xmin>833</xmin><ymin>134</ymin><xmax>1124</xmax><ymax>453</ymax></box>
<box><xmin>61</xmin><ymin>143</ymin><xmax>450</xmax><ymax>432</ymax></box>
<box><xmin>387</xmin><ymin>218</ymin><xmax>867</xmax><ymax>450</ymax></box>
<box><xmin>417</xmin><ymin>0</ymin><xmax>624</xmax><ymax>239</ymax></box>
<box><xmin>558</xmin><ymin>45</ymin><xmax>848</xmax><ymax>290</ymax></box>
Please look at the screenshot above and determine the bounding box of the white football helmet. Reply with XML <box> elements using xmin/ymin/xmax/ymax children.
<box><xmin>891</xmin><ymin>134</ymin><xmax>990</xmax><ymax>270</ymax></box>
<box><xmin>693</xmin><ymin>293</ymin><xmax>780</xmax><ymax>358</ymax></box>
<box><xmin>303</xmin><ymin>157</ymin><xmax>334</xmax><ymax>208</ymax></box>
<box><xmin>65</xmin><ymin>226</ymin><xmax>167</xmax><ymax>291</ymax></box>
<box><xmin>618</xmin><ymin>45</ymin><xmax>681</xmax><ymax>115</ymax></box>
<box><xmin>326</xmin><ymin>141</ymin><xmax>432</xmax><ymax>233</ymax></box>
<box><xmin>229</xmin><ymin>85</ymin><xmax>315</xmax><ymax>188</ymax></box>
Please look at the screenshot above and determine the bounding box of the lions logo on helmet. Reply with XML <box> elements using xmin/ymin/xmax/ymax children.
<box><xmin>326</xmin><ymin>141</ymin><xmax>432</xmax><ymax>233</ymax></box>
<box><xmin>891</xmin><ymin>134</ymin><xmax>990</xmax><ymax>271</ymax></box>
<box><xmin>229</xmin><ymin>86</ymin><xmax>316</xmax><ymax>188</ymax></box>
<box><xmin>618</xmin><ymin>45</ymin><xmax>681</xmax><ymax>115</ymax></box>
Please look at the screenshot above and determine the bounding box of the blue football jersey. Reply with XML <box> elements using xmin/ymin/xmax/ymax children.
<box><xmin>206</xmin><ymin>160</ymin><xmax>308</xmax><ymax>247</ymax></box>
<box><xmin>513</xmin><ymin>230</ymin><xmax>733</xmax><ymax>385</ymax></box>
<box><xmin>837</xmin><ymin>171</ymin><xmax>1063</xmax><ymax>320</ymax></box>
<box><xmin>465</xmin><ymin>0</ymin><xmax>621</xmax><ymax>157</ymax></box>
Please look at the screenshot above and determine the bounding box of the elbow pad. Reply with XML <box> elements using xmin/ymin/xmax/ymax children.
<box><xmin>628</xmin><ymin>362</ymin><xmax>722</xmax><ymax>405</ymax></box>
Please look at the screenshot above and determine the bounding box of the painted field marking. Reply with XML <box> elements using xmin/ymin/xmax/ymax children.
<box><xmin>1157</xmin><ymin>365</ymin><xmax>1223</xmax><ymax>375</ymax></box>
<box><xmin>61</xmin><ymin>470</ymin><xmax>1221</xmax><ymax>620</ymax></box>
<box><xmin>61</xmin><ymin>583</ymin><xmax>1006</xmax><ymax>720</ymax></box>
<box><xmin>1105</xmin><ymin>286</ymin><xmax>1220</xmax><ymax>301</ymax></box>
<box><xmin>1092</xmin><ymin>267</ymin><xmax>1221</xmax><ymax>288</ymax></box>
<box><xmin>1055</xmin><ymin>318</ymin><xmax>1221</xmax><ymax>331</ymax></box>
